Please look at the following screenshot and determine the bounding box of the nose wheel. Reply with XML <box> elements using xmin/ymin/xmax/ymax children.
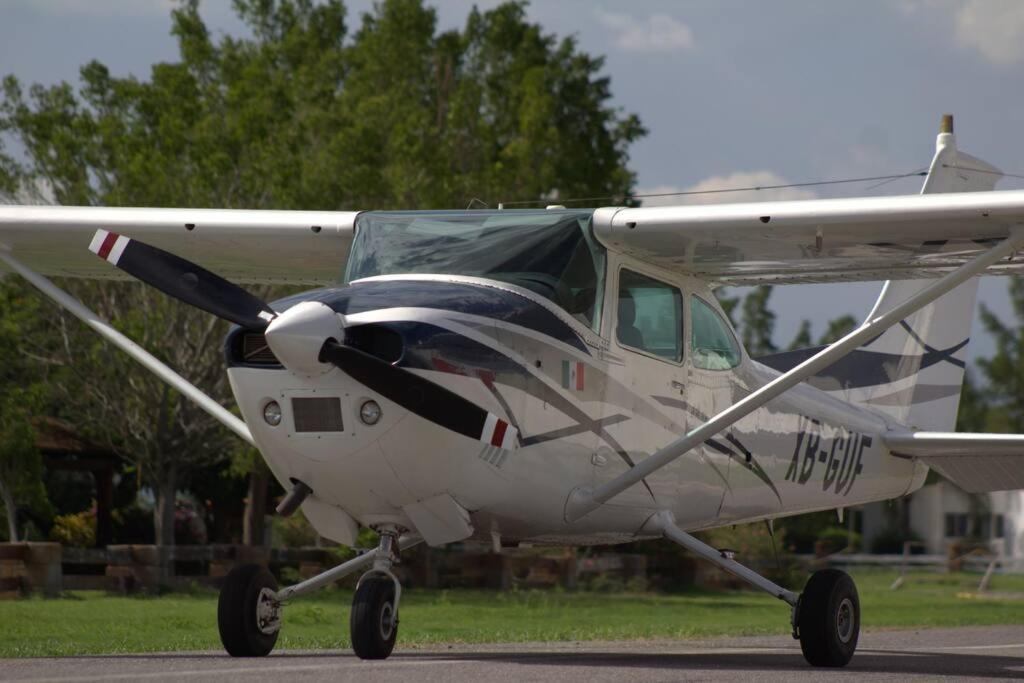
<box><xmin>350</xmin><ymin>527</ymin><xmax>404</xmax><ymax>660</ymax></box>
<box><xmin>350</xmin><ymin>576</ymin><xmax>399</xmax><ymax>659</ymax></box>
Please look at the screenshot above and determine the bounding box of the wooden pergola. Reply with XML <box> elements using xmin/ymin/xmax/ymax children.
<box><xmin>36</xmin><ymin>418</ymin><xmax>119</xmax><ymax>547</ymax></box>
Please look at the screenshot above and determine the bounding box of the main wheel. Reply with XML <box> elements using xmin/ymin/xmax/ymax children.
<box><xmin>217</xmin><ymin>563</ymin><xmax>280</xmax><ymax>657</ymax></box>
<box><xmin>350</xmin><ymin>577</ymin><xmax>398</xmax><ymax>660</ymax></box>
<box><xmin>797</xmin><ymin>568</ymin><xmax>860</xmax><ymax>667</ymax></box>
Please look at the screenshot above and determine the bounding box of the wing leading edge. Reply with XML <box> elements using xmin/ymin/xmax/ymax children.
<box><xmin>592</xmin><ymin>189</ymin><xmax>1024</xmax><ymax>286</ymax></box>
<box><xmin>0</xmin><ymin>205</ymin><xmax>359</xmax><ymax>285</ymax></box>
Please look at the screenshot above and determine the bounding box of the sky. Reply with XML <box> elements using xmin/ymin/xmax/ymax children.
<box><xmin>1</xmin><ymin>0</ymin><xmax>1022</xmax><ymax>364</ymax></box>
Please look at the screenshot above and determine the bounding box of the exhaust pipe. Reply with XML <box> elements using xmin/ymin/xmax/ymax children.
<box><xmin>276</xmin><ymin>480</ymin><xmax>313</xmax><ymax>517</ymax></box>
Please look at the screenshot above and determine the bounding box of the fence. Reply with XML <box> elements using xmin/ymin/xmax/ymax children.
<box><xmin>3</xmin><ymin>540</ymin><xmax>1017</xmax><ymax>598</ymax></box>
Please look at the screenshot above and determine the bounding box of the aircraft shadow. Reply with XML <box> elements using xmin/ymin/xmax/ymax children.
<box><xmin>39</xmin><ymin>648</ymin><xmax>1024</xmax><ymax>679</ymax></box>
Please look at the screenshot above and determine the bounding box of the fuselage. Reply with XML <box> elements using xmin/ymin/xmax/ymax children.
<box><xmin>225</xmin><ymin>210</ymin><xmax>927</xmax><ymax>546</ymax></box>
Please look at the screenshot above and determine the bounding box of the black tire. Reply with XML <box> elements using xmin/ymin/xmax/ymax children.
<box><xmin>218</xmin><ymin>563</ymin><xmax>279</xmax><ymax>657</ymax></box>
<box><xmin>350</xmin><ymin>577</ymin><xmax>398</xmax><ymax>660</ymax></box>
<box><xmin>797</xmin><ymin>568</ymin><xmax>860</xmax><ymax>667</ymax></box>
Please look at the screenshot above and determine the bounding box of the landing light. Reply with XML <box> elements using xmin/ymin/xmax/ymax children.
<box><xmin>359</xmin><ymin>400</ymin><xmax>382</xmax><ymax>425</ymax></box>
<box><xmin>263</xmin><ymin>401</ymin><xmax>282</xmax><ymax>426</ymax></box>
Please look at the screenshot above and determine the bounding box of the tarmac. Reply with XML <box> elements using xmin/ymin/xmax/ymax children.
<box><xmin>2</xmin><ymin>625</ymin><xmax>1023</xmax><ymax>682</ymax></box>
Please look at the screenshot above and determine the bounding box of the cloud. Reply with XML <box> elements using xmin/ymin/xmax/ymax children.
<box><xmin>952</xmin><ymin>0</ymin><xmax>1024</xmax><ymax>65</ymax></box>
<box><xmin>897</xmin><ymin>0</ymin><xmax>1024</xmax><ymax>65</ymax></box>
<box><xmin>594</xmin><ymin>9</ymin><xmax>695</xmax><ymax>53</ymax></box>
<box><xmin>637</xmin><ymin>171</ymin><xmax>817</xmax><ymax>208</ymax></box>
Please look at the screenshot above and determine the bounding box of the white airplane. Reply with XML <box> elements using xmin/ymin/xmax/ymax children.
<box><xmin>2</xmin><ymin>116</ymin><xmax>1024</xmax><ymax>667</ymax></box>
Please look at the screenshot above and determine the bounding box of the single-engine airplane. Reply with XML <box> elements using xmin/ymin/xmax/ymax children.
<box><xmin>2</xmin><ymin>116</ymin><xmax>1024</xmax><ymax>667</ymax></box>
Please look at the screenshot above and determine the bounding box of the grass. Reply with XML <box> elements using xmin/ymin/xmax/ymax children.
<box><xmin>0</xmin><ymin>570</ymin><xmax>1022</xmax><ymax>657</ymax></box>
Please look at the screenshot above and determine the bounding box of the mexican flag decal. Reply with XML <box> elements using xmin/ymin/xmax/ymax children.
<box><xmin>561</xmin><ymin>360</ymin><xmax>585</xmax><ymax>391</ymax></box>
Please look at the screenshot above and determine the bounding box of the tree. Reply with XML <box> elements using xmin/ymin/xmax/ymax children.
<box><xmin>817</xmin><ymin>314</ymin><xmax>857</xmax><ymax>345</ymax></box>
<box><xmin>787</xmin><ymin>320</ymin><xmax>812</xmax><ymax>351</ymax></box>
<box><xmin>741</xmin><ymin>285</ymin><xmax>777</xmax><ymax>355</ymax></box>
<box><xmin>0</xmin><ymin>280</ymin><xmax>52</xmax><ymax>541</ymax></box>
<box><xmin>0</xmin><ymin>0</ymin><xmax>645</xmax><ymax>545</ymax></box>
<box><xmin>716</xmin><ymin>289</ymin><xmax>739</xmax><ymax>327</ymax></box>
<box><xmin>977</xmin><ymin>277</ymin><xmax>1024</xmax><ymax>433</ymax></box>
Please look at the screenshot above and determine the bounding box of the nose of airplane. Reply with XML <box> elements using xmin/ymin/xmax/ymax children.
<box><xmin>264</xmin><ymin>300</ymin><xmax>345</xmax><ymax>376</ymax></box>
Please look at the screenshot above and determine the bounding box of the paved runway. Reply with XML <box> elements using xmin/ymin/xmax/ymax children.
<box><xmin>3</xmin><ymin>626</ymin><xmax>1023</xmax><ymax>682</ymax></box>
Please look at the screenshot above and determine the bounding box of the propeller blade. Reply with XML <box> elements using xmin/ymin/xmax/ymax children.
<box><xmin>88</xmin><ymin>229</ymin><xmax>276</xmax><ymax>330</ymax></box>
<box><xmin>319</xmin><ymin>339</ymin><xmax>518</xmax><ymax>449</ymax></box>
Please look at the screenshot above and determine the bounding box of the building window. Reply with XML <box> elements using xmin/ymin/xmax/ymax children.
<box><xmin>977</xmin><ymin>515</ymin><xmax>991</xmax><ymax>539</ymax></box>
<box><xmin>994</xmin><ymin>515</ymin><xmax>1005</xmax><ymax>538</ymax></box>
<box><xmin>945</xmin><ymin>513</ymin><xmax>969</xmax><ymax>537</ymax></box>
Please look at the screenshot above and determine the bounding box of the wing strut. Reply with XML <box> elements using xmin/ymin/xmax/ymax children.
<box><xmin>0</xmin><ymin>247</ymin><xmax>255</xmax><ymax>446</ymax></box>
<box><xmin>564</xmin><ymin>227</ymin><xmax>1024</xmax><ymax>522</ymax></box>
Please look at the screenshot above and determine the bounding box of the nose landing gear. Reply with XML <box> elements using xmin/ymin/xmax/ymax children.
<box><xmin>216</xmin><ymin>529</ymin><xmax>421</xmax><ymax>660</ymax></box>
<box><xmin>350</xmin><ymin>527</ymin><xmax>404</xmax><ymax>660</ymax></box>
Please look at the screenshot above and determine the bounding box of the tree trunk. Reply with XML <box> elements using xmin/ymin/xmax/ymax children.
<box><xmin>0</xmin><ymin>477</ymin><xmax>18</xmax><ymax>542</ymax></box>
<box><xmin>243</xmin><ymin>463</ymin><xmax>269</xmax><ymax>546</ymax></box>
<box><xmin>153</xmin><ymin>467</ymin><xmax>177</xmax><ymax>547</ymax></box>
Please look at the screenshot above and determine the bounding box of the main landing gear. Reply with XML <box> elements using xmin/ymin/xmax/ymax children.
<box><xmin>646</xmin><ymin>511</ymin><xmax>860</xmax><ymax>668</ymax></box>
<box><xmin>217</xmin><ymin>527</ymin><xmax>420</xmax><ymax>660</ymax></box>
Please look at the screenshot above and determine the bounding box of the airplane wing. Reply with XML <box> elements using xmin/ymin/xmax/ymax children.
<box><xmin>884</xmin><ymin>431</ymin><xmax>1024</xmax><ymax>493</ymax></box>
<box><xmin>592</xmin><ymin>189</ymin><xmax>1024</xmax><ymax>286</ymax></box>
<box><xmin>0</xmin><ymin>205</ymin><xmax>359</xmax><ymax>285</ymax></box>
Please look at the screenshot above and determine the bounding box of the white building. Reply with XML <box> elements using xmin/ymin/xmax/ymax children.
<box><xmin>861</xmin><ymin>482</ymin><xmax>1024</xmax><ymax>570</ymax></box>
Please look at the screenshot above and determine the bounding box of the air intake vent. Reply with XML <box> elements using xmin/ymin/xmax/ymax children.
<box><xmin>292</xmin><ymin>397</ymin><xmax>344</xmax><ymax>432</ymax></box>
<box><xmin>241</xmin><ymin>333</ymin><xmax>279</xmax><ymax>365</ymax></box>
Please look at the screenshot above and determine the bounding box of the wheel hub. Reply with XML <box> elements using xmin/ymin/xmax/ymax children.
<box><xmin>379</xmin><ymin>600</ymin><xmax>395</xmax><ymax>640</ymax></box>
<box><xmin>256</xmin><ymin>587</ymin><xmax>282</xmax><ymax>635</ymax></box>
<box><xmin>836</xmin><ymin>597</ymin><xmax>854</xmax><ymax>644</ymax></box>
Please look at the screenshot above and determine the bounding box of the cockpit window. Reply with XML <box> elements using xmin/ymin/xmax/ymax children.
<box><xmin>616</xmin><ymin>268</ymin><xmax>683</xmax><ymax>362</ymax></box>
<box><xmin>691</xmin><ymin>295</ymin><xmax>742</xmax><ymax>370</ymax></box>
<box><xmin>345</xmin><ymin>210</ymin><xmax>605</xmax><ymax>330</ymax></box>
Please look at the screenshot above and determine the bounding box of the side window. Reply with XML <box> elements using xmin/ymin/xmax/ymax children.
<box><xmin>691</xmin><ymin>295</ymin><xmax>741</xmax><ymax>370</ymax></box>
<box><xmin>617</xmin><ymin>269</ymin><xmax>683</xmax><ymax>362</ymax></box>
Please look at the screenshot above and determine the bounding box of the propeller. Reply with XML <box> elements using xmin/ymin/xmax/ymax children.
<box><xmin>87</xmin><ymin>229</ymin><xmax>517</xmax><ymax>448</ymax></box>
<box><xmin>319</xmin><ymin>339</ymin><xmax>518</xmax><ymax>449</ymax></box>
<box><xmin>88</xmin><ymin>229</ymin><xmax>277</xmax><ymax>331</ymax></box>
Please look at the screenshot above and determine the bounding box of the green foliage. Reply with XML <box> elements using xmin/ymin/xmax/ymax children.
<box><xmin>721</xmin><ymin>285</ymin><xmax>858</xmax><ymax>356</ymax></box>
<box><xmin>787</xmin><ymin>319</ymin><xmax>812</xmax><ymax>350</ymax></box>
<box><xmin>870</xmin><ymin>526</ymin><xmax>923</xmax><ymax>554</ymax></box>
<box><xmin>740</xmin><ymin>286</ymin><xmax>777</xmax><ymax>355</ymax></box>
<box><xmin>0</xmin><ymin>280</ymin><xmax>53</xmax><ymax>541</ymax></box>
<box><xmin>778</xmin><ymin>510</ymin><xmax>839</xmax><ymax>554</ymax></box>
<box><xmin>49</xmin><ymin>510</ymin><xmax>97</xmax><ymax>548</ymax></box>
<box><xmin>0</xmin><ymin>0</ymin><xmax>643</xmax><ymax>210</ymax></box>
<box><xmin>715</xmin><ymin>289</ymin><xmax>739</xmax><ymax>327</ymax></box>
<box><xmin>271</xmin><ymin>509</ymin><xmax>318</xmax><ymax>548</ymax></box>
<box><xmin>817</xmin><ymin>314</ymin><xmax>856</xmax><ymax>345</ymax></box>
<box><xmin>976</xmin><ymin>277</ymin><xmax>1024</xmax><ymax>432</ymax></box>
<box><xmin>701</xmin><ymin>522</ymin><xmax>783</xmax><ymax>562</ymax></box>
<box><xmin>956</xmin><ymin>370</ymin><xmax>988</xmax><ymax>432</ymax></box>
<box><xmin>816</xmin><ymin>526</ymin><xmax>860</xmax><ymax>554</ymax></box>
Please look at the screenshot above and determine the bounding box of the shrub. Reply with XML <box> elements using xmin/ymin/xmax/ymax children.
<box><xmin>271</xmin><ymin>509</ymin><xmax>318</xmax><ymax>548</ymax></box>
<box><xmin>50</xmin><ymin>510</ymin><xmax>96</xmax><ymax>547</ymax></box>
<box><xmin>817</xmin><ymin>526</ymin><xmax>861</xmax><ymax>554</ymax></box>
<box><xmin>870</xmin><ymin>526</ymin><xmax>923</xmax><ymax>554</ymax></box>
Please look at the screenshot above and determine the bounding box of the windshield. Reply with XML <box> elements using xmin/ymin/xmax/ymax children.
<box><xmin>345</xmin><ymin>210</ymin><xmax>605</xmax><ymax>330</ymax></box>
